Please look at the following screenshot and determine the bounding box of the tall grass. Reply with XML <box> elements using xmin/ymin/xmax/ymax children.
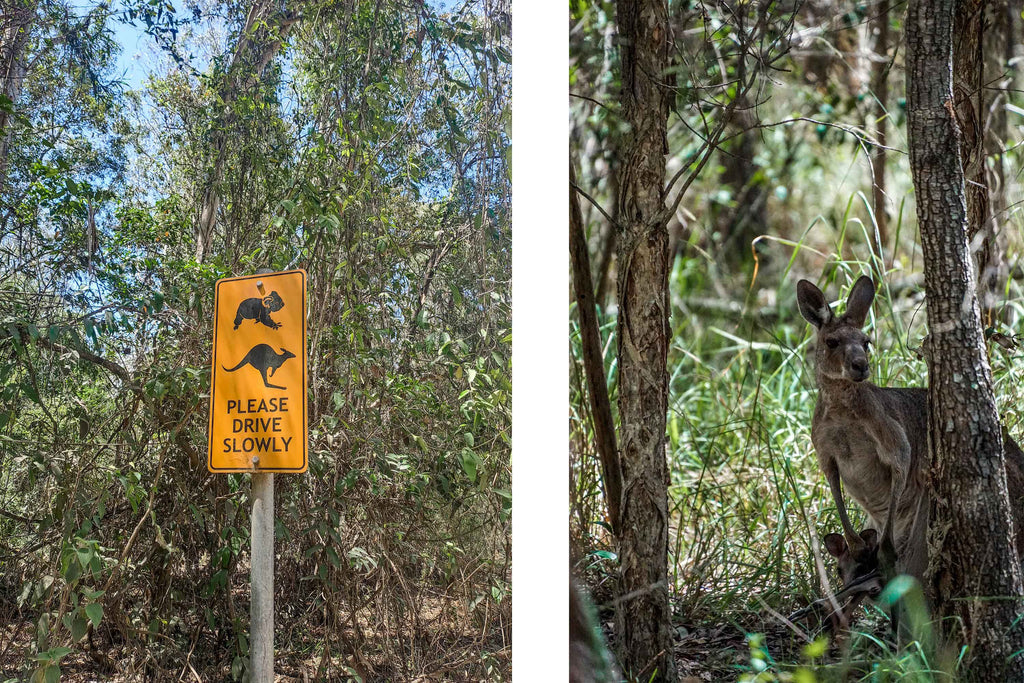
<box><xmin>569</xmin><ymin>193</ymin><xmax>1024</xmax><ymax>679</ymax></box>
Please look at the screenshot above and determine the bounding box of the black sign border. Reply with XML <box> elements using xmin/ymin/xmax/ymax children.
<box><xmin>207</xmin><ymin>269</ymin><xmax>308</xmax><ymax>473</ymax></box>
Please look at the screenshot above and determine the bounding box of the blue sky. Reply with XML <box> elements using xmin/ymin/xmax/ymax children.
<box><xmin>107</xmin><ymin>0</ymin><xmax>462</xmax><ymax>93</ymax></box>
<box><xmin>112</xmin><ymin>19</ymin><xmax>150</xmax><ymax>90</ymax></box>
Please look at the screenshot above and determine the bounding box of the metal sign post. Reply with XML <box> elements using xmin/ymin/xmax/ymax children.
<box><xmin>208</xmin><ymin>269</ymin><xmax>307</xmax><ymax>683</ymax></box>
<box><xmin>250</xmin><ymin>470</ymin><xmax>274</xmax><ymax>682</ymax></box>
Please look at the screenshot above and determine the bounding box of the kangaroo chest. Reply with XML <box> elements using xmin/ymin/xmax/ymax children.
<box><xmin>813</xmin><ymin>418</ymin><xmax>893</xmax><ymax>521</ymax></box>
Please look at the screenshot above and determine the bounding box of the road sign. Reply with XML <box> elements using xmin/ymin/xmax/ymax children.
<box><xmin>208</xmin><ymin>270</ymin><xmax>308</xmax><ymax>473</ymax></box>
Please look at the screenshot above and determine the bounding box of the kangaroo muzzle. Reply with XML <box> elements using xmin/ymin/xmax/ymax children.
<box><xmin>847</xmin><ymin>353</ymin><xmax>870</xmax><ymax>382</ymax></box>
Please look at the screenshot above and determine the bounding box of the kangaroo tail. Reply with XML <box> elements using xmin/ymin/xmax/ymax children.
<box><xmin>222</xmin><ymin>359</ymin><xmax>248</xmax><ymax>372</ymax></box>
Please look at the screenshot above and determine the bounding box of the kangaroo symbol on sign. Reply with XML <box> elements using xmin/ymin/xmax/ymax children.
<box><xmin>223</xmin><ymin>344</ymin><xmax>296</xmax><ymax>390</ymax></box>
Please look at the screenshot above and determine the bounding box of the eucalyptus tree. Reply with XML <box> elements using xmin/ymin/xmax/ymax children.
<box><xmin>907</xmin><ymin>0</ymin><xmax>1024</xmax><ymax>677</ymax></box>
<box><xmin>0</xmin><ymin>0</ymin><xmax>510</xmax><ymax>678</ymax></box>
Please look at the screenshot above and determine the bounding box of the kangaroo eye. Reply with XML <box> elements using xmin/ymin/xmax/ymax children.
<box><xmin>863</xmin><ymin>341</ymin><xmax>870</xmax><ymax>350</ymax></box>
<box><xmin>826</xmin><ymin>338</ymin><xmax>839</xmax><ymax>349</ymax></box>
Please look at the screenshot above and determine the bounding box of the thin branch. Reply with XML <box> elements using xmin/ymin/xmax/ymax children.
<box><xmin>569</xmin><ymin>92</ymin><xmax>612</xmax><ymax>111</ymax></box>
<box><xmin>570</xmin><ymin>179</ymin><xmax>620</xmax><ymax>231</ymax></box>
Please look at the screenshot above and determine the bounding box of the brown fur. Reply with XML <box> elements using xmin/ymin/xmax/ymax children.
<box><xmin>798</xmin><ymin>276</ymin><xmax>1024</xmax><ymax>580</ymax></box>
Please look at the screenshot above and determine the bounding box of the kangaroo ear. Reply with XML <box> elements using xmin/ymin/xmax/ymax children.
<box><xmin>797</xmin><ymin>280</ymin><xmax>833</xmax><ymax>329</ymax></box>
<box><xmin>824</xmin><ymin>533</ymin><xmax>847</xmax><ymax>558</ymax></box>
<box><xmin>859</xmin><ymin>528</ymin><xmax>879</xmax><ymax>549</ymax></box>
<box><xmin>845</xmin><ymin>276</ymin><xmax>875</xmax><ymax>328</ymax></box>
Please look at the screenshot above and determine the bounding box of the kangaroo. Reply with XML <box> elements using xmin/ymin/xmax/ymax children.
<box><xmin>824</xmin><ymin>528</ymin><xmax>883</xmax><ymax>602</ymax></box>
<box><xmin>222</xmin><ymin>344</ymin><xmax>295</xmax><ymax>390</ymax></box>
<box><xmin>233</xmin><ymin>291</ymin><xmax>284</xmax><ymax>330</ymax></box>
<box><xmin>798</xmin><ymin>276</ymin><xmax>1024</xmax><ymax>583</ymax></box>
<box><xmin>822</xmin><ymin>528</ymin><xmax>884</xmax><ymax>630</ymax></box>
<box><xmin>790</xmin><ymin>529</ymin><xmax>884</xmax><ymax>633</ymax></box>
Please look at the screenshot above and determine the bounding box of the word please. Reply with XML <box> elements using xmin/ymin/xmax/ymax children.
<box><xmin>227</xmin><ymin>397</ymin><xmax>289</xmax><ymax>413</ymax></box>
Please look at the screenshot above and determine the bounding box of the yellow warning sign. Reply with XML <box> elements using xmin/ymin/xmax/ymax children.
<box><xmin>208</xmin><ymin>270</ymin><xmax>307</xmax><ymax>473</ymax></box>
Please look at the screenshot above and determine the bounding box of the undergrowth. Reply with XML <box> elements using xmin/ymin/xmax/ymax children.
<box><xmin>569</xmin><ymin>201</ymin><xmax>1024</xmax><ymax>681</ymax></box>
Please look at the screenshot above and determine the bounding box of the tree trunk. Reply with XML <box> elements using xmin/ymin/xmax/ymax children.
<box><xmin>570</xmin><ymin>160</ymin><xmax>622</xmax><ymax>535</ymax></box>
<box><xmin>194</xmin><ymin>1</ymin><xmax>298</xmax><ymax>263</ymax></box>
<box><xmin>614</xmin><ymin>0</ymin><xmax>675</xmax><ymax>680</ymax></box>
<box><xmin>982</xmin><ymin>0</ymin><xmax>1011</xmax><ymax>323</ymax></box>
<box><xmin>593</xmin><ymin>167</ymin><xmax>619</xmax><ymax>308</ymax></box>
<box><xmin>953</xmin><ymin>0</ymin><xmax>1002</xmax><ymax>323</ymax></box>
<box><xmin>906</xmin><ymin>0</ymin><xmax>1024</xmax><ymax>678</ymax></box>
<box><xmin>589</xmin><ymin>16</ymin><xmax>620</xmax><ymax>309</ymax></box>
<box><xmin>869</xmin><ymin>0</ymin><xmax>890</xmax><ymax>255</ymax></box>
<box><xmin>0</xmin><ymin>0</ymin><xmax>34</xmax><ymax>193</ymax></box>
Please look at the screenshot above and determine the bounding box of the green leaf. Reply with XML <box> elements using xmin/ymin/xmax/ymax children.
<box><xmin>22</xmin><ymin>381</ymin><xmax>40</xmax><ymax>405</ymax></box>
<box><xmin>878</xmin><ymin>574</ymin><xmax>918</xmax><ymax>608</ymax></box>
<box><xmin>70</xmin><ymin>614</ymin><xmax>89</xmax><ymax>641</ymax></box>
<box><xmin>36</xmin><ymin>647</ymin><xmax>72</xmax><ymax>661</ymax></box>
<box><xmin>463</xmin><ymin>432</ymin><xmax>474</xmax><ymax>448</ymax></box>
<box><xmin>460</xmin><ymin>448</ymin><xmax>479</xmax><ymax>482</ymax></box>
<box><xmin>85</xmin><ymin>602</ymin><xmax>103</xmax><ymax>627</ymax></box>
<box><xmin>7</xmin><ymin>324</ymin><xmax>22</xmax><ymax>351</ymax></box>
<box><xmin>802</xmin><ymin>636</ymin><xmax>828</xmax><ymax>659</ymax></box>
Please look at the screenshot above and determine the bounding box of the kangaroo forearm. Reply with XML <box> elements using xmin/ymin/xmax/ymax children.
<box><xmin>827</xmin><ymin>470</ymin><xmax>861</xmax><ymax>545</ymax></box>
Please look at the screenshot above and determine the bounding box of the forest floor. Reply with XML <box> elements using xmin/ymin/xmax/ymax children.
<box><xmin>590</xmin><ymin>581</ymin><xmax>896</xmax><ymax>682</ymax></box>
<box><xmin>0</xmin><ymin>611</ymin><xmax>511</xmax><ymax>682</ymax></box>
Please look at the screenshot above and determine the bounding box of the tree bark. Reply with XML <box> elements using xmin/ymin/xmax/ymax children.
<box><xmin>614</xmin><ymin>0</ymin><xmax>675</xmax><ymax>680</ymax></box>
<box><xmin>953</xmin><ymin>0</ymin><xmax>1002</xmax><ymax>323</ymax></box>
<box><xmin>907</xmin><ymin>0</ymin><xmax>1024</xmax><ymax>678</ymax></box>
<box><xmin>869</xmin><ymin>0</ymin><xmax>890</xmax><ymax>255</ymax></box>
<box><xmin>570</xmin><ymin>160</ymin><xmax>622</xmax><ymax>535</ymax></box>
<box><xmin>0</xmin><ymin>0</ymin><xmax>34</xmax><ymax>193</ymax></box>
<box><xmin>194</xmin><ymin>1</ymin><xmax>298</xmax><ymax>263</ymax></box>
<box><xmin>982</xmin><ymin>0</ymin><xmax>1011</xmax><ymax>323</ymax></box>
<box><xmin>593</xmin><ymin>168</ymin><xmax>619</xmax><ymax>308</ymax></box>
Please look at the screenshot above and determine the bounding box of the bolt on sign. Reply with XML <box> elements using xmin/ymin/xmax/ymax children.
<box><xmin>208</xmin><ymin>270</ymin><xmax>308</xmax><ymax>473</ymax></box>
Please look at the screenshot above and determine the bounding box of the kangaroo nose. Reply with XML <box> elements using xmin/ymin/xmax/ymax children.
<box><xmin>851</xmin><ymin>359</ymin><xmax>868</xmax><ymax>374</ymax></box>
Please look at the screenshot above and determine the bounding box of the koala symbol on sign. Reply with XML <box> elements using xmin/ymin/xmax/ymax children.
<box><xmin>233</xmin><ymin>291</ymin><xmax>285</xmax><ymax>330</ymax></box>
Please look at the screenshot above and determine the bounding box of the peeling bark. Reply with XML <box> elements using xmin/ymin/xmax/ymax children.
<box><xmin>953</xmin><ymin>0</ymin><xmax>1003</xmax><ymax>323</ymax></box>
<box><xmin>614</xmin><ymin>0</ymin><xmax>675</xmax><ymax>679</ymax></box>
<box><xmin>0</xmin><ymin>0</ymin><xmax>34</xmax><ymax>192</ymax></box>
<box><xmin>869</xmin><ymin>0</ymin><xmax>890</xmax><ymax>254</ymax></box>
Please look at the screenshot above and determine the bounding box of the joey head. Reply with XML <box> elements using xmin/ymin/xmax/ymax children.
<box><xmin>789</xmin><ymin>528</ymin><xmax>883</xmax><ymax>633</ymax></box>
<box><xmin>824</xmin><ymin>528</ymin><xmax>883</xmax><ymax>601</ymax></box>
